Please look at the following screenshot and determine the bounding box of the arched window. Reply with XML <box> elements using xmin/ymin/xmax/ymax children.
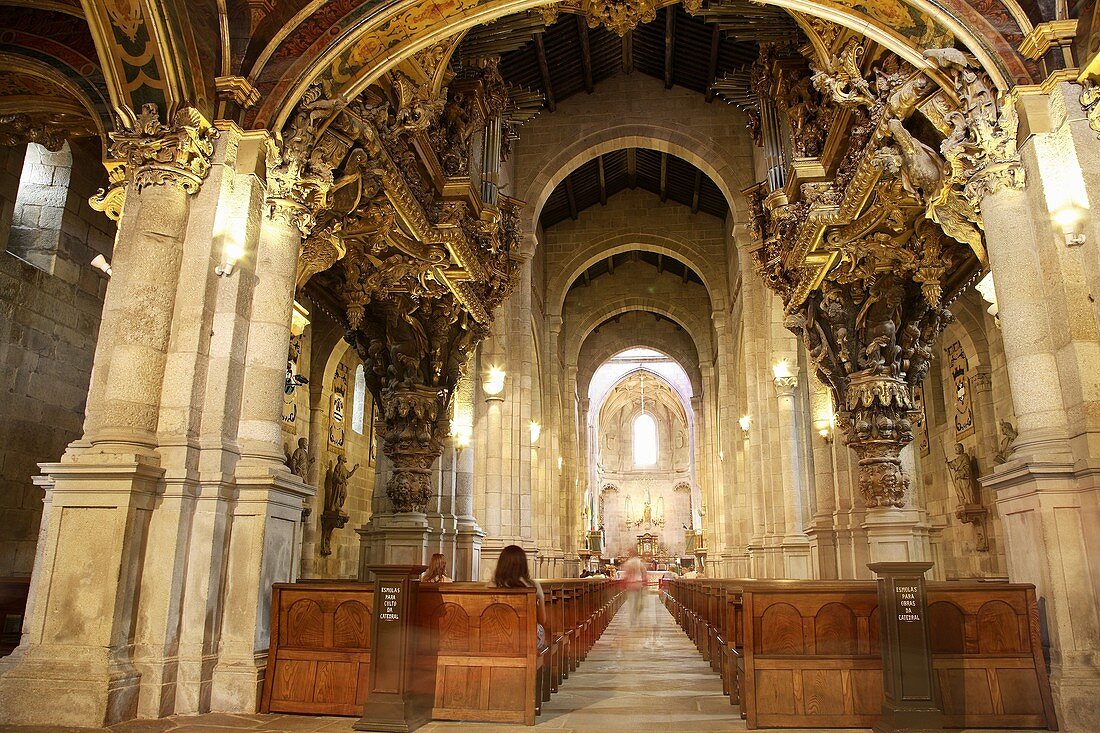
<box><xmin>352</xmin><ymin>364</ymin><xmax>366</xmax><ymax>435</ymax></box>
<box><xmin>633</xmin><ymin>413</ymin><xmax>658</xmax><ymax>467</ymax></box>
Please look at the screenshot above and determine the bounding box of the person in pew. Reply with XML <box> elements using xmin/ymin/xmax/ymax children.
<box><xmin>421</xmin><ymin>553</ymin><xmax>452</xmax><ymax>583</ymax></box>
<box><xmin>491</xmin><ymin>544</ymin><xmax>547</xmax><ymax>650</ymax></box>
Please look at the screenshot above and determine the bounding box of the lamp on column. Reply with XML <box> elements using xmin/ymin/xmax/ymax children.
<box><xmin>450</xmin><ymin>421</ymin><xmax>472</xmax><ymax>451</ymax></box>
<box><xmin>483</xmin><ymin>366</ymin><xmax>506</xmax><ymax>397</ymax></box>
<box><xmin>529</xmin><ymin>421</ymin><xmax>541</xmax><ymax>444</ymax></box>
<box><xmin>738</xmin><ymin>415</ymin><xmax>751</xmax><ymax>436</ymax></box>
<box><xmin>1052</xmin><ymin>201</ymin><xmax>1088</xmax><ymax>246</ymax></box>
<box><xmin>215</xmin><ymin>238</ymin><xmax>245</xmax><ymax>276</ymax></box>
<box><xmin>90</xmin><ymin>254</ymin><xmax>112</xmax><ymax>276</ymax></box>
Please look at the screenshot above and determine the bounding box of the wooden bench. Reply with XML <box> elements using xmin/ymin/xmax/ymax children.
<box><xmin>666</xmin><ymin>578</ymin><xmax>1056</xmax><ymax>730</ymax></box>
<box><xmin>262</xmin><ymin>577</ymin><xmax>624</xmax><ymax>725</ymax></box>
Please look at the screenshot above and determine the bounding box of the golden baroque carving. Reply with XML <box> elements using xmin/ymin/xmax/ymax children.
<box><xmin>107</xmin><ymin>103</ymin><xmax>217</xmax><ymax>194</ymax></box>
<box><xmin>585</xmin><ymin>0</ymin><xmax>657</xmax><ymax>36</ymax></box>
<box><xmin>0</xmin><ymin>113</ymin><xmax>68</xmax><ymax>151</ymax></box>
<box><xmin>88</xmin><ymin>160</ymin><xmax>129</xmax><ymax>221</ymax></box>
<box><xmin>266</xmin><ymin>85</ymin><xmax>346</xmax><ymax>235</ymax></box>
<box><xmin>1081</xmin><ymin>80</ymin><xmax>1100</xmax><ymax>138</ymax></box>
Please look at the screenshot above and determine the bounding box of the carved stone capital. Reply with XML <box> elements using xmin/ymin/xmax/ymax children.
<box><xmin>107</xmin><ymin>103</ymin><xmax>217</xmax><ymax>194</ymax></box>
<box><xmin>773</xmin><ymin>374</ymin><xmax>799</xmax><ymax>395</ymax></box>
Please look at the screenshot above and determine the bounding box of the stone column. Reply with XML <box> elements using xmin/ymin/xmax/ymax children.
<box><xmin>211</xmin><ymin>160</ymin><xmax>313</xmax><ymax>712</ymax></box>
<box><xmin>453</xmin><ymin>436</ymin><xmax>483</xmax><ymax>581</ymax></box>
<box><xmin>479</xmin><ymin>366</ymin><xmax>506</xmax><ymax>579</ymax></box>
<box><xmin>978</xmin><ymin>89</ymin><xmax>1100</xmax><ymax>730</ymax></box>
<box><xmin>0</xmin><ymin>106</ymin><xmax>216</xmax><ymax>727</ymax></box>
<box><xmin>773</xmin><ymin>368</ymin><xmax>812</xmax><ymax>578</ymax></box>
<box><xmin>806</xmin><ymin>373</ymin><xmax>839</xmax><ymax>579</ymax></box>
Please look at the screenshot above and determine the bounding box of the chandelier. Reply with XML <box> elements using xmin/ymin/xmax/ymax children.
<box><xmin>585</xmin><ymin>0</ymin><xmax>658</xmax><ymax>36</ymax></box>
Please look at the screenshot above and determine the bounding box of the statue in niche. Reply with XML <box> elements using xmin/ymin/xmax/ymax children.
<box><xmin>945</xmin><ymin>442</ymin><xmax>981</xmax><ymax>506</ymax></box>
<box><xmin>993</xmin><ymin>421</ymin><xmax>1018</xmax><ymax>465</ymax></box>
<box><xmin>641</xmin><ymin>501</ymin><xmax>652</xmax><ymax>525</ymax></box>
<box><xmin>320</xmin><ymin>455</ymin><xmax>360</xmax><ymax>555</ymax></box>
<box><xmin>287</xmin><ymin>437</ymin><xmax>316</xmax><ymax>482</ymax></box>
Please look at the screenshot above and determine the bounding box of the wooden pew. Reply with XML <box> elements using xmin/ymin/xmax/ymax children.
<box><xmin>261</xmin><ymin>581</ymin><xmax>375</xmax><ymax>716</ymax></box>
<box><xmin>415</xmin><ymin>583</ymin><xmax>539</xmax><ymax>725</ymax></box>
<box><xmin>925</xmin><ymin>582</ymin><xmax>1057</xmax><ymax>730</ymax></box>
<box><xmin>667</xmin><ymin>578</ymin><xmax>1056</xmax><ymax>731</ymax></box>
<box><xmin>262</xmin><ymin>577</ymin><xmax>624</xmax><ymax>725</ymax></box>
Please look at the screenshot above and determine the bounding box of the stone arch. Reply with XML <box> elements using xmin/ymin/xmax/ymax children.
<box><xmin>577</xmin><ymin>319</ymin><xmax>702</xmax><ymax>398</ymax></box>
<box><xmin>254</xmin><ymin>0</ymin><xmax>1031</xmax><ymax>131</ymax></box>
<box><xmin>521</xmin><ymin>126</ymin><xmax>750</xmax><ymax>247</ymax></box>
<box><xmin>564</xmin><ymin>299</ymin><xmax>712</xmax><ymax>372</ymax></box>
<box><xmin>548</xmin><ymin>232</ymin><xmax>726</xmax><ymax>317</ymax></box>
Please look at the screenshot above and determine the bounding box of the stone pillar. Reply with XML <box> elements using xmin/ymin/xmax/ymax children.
<box><xmin>0</xmin><ymin>108</ymin><xmax>210</xmax><ymax>728</ymax></box>
<box><xmin>454</xmin><ymin>436</ymin><xmax>483</xmax><ymax>581</ymax></box>
<box><xmin>211</xmin><ymin>157</ymin><xmax>313</xmax><ymax>713</ymax></box>
<box><xmin>807</xmin><ymin>373</ymin><xmax>839</xmax><ymax>579</ymax></box>
<box><xmin>978</xmin><ymin>90</ymin><xmax>1100</xmax><ymax>729</ymax></box>
<box><xmin>773</xmin><ymin>368</ymin><xmax>812</xmax><ymax>578</ymax></box>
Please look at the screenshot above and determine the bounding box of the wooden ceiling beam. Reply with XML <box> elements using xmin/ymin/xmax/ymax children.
<box><xmin>627</xmin><ymin>148</ymin><xmax>637</xmax><ymax>188</ymax></box>
<box><xmin>622</xmin><ymin>30</ymin><xmax>634</xmax><ymax>73</ymax></box>
<box><xmin>691</xmin><ymin>169</ymin><xmax>702</xmax><ymax>213</ymax></box>
<box><xmin>682</xmin><ymin>262</ymin><xmax>690</xmax><ymax>284</ymax></box>
<box><xmin>583</xmin><ymin>268</ymin><xmax>591</xmax><ymax>287</ymax></box>
<box><xmin>608</xmin><ymin>254</ymin><xmax>615</xmax><ymax>275</ymax></box>
<box><xmin>664</xmin><ymin>7</ymin><xmax>676</xmax><ymax>89</ymax></box>
<box><xmin>657</xmin><ymin>253</ymin><xmax>664</xmax><ymax>274</ymax></box>
<box><xmin>534</xmin><ymin>33</ymin><xmax>557</xmax><ymax>112</ymax></box>
<box><xmin>705</xmin><ymin>26</ymin><xmax>721</xmax><ymax>102</ymax></box>
<box><xmin>577</xmin><ymin>15</ymin><xmax>594</xmax><ymax>94</ymax></box>
<box><xmin>659</xmin><ymin>152</ymin><xmax>668</xmax><ymax>202</ymax></box>
<box><xmin>565</xmin><ymin>175</ymin><xmax>578</xmax><ymax>220</ymax></box>
<box><xmin>597</xmin><ymin>154</ymin><xmax>608</xmax><ymax>205</ymax></box>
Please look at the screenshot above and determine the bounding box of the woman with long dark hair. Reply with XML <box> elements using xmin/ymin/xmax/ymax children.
<box><xmin>491</xmin><ymin>544</ymin><xmax>546</xmax><ymax>648</ymax></box>
<box><xmin>421</xmin><ymin>553</ymin><xmax>452</xmax><ymax>583</ymax></box>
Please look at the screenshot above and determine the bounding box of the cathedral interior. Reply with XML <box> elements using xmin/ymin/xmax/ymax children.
<box><xmin>0</xmin><ymin>0</ymin><xmax>1098</xmax><ymax>731</ymax></box>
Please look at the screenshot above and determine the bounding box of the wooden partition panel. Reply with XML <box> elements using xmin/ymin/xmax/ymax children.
<box><xmin>668</xmin><ymin>578</ymin><xmax>1057</xmax><ymax>731</ymax></box>
<box><xmin>926</xmin><ymin>583</ymin><xmax>1056</xmax><ymax>730</ymax></box>
<box><xmin>741</xmin><ymin>581</ymin><xmax>882</xmax><ymax>729</ymax></box>
<box><xmin>261</xmin><ymin>581</ymin><xmax>374</xmax><ymax>716</ymax></box>
<box><xmin>415</xmin><ymin>583</ymin><xmax>538</xmax><ymax>726</ymax></box>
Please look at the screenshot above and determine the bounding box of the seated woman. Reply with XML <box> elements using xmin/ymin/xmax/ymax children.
<box><xmin>420</xmin><ymin>553</ymin><xmax>453</xmax><ymax>583</ymax></box>
<box><xmin>490</xmin><ymin>544</ymin><xmax>546</xmax><ymax>649</ymax></box>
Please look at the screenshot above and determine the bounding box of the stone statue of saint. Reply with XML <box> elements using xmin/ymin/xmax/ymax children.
<box><xmin>325</xmin><ymin>455</ymin><xmax>360</xmax><ymax>515</ymax></box>
<box><xmin>946</xmin><ymin>442</ymin><xmax>980</xmax><ymax>506</ymax></box>
<box><xmin>993</xmin><ymin>420</ymin><xmax>1018</xmax><ymax>465</ymax></box>
<box><xmin>288</xmin><ymin>437</ymin><xmax>315</xmax><ymax>480</ymax></box>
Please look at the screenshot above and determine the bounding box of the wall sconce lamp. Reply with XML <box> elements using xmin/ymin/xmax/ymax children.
<box><xmin>557</xmin><ymin>455</ymin><xmax>564</xmax><ymax>473</ymax></box>
<box><xmin>529</xmin><ymin>421</ymin><xmax>541</xmax><ymax>445</ymax></box>
<box><xmin>216</xmin><ymin>240</ymin><xmax>245</xmax><ymax>277</ymax></box>
<box><xmin>738</xmin><ymin>415</ymin><xmax>751</xmax><ymax>436</ymax></box>
<box><xmin>771</xmin><ymin>359</ymin><xmax>794</xmax><ymax>381</ymax></box>
<box><xmin>90</xmin><ymin>254</ymin><xmax>112</xmax><ymax>276</ymax></box>
<box><xmin>813</xmin><ymin>411</ymin><xmax>836</xmax><ymax>444</ymax></box>
<box><xmin>1052</xmin><ymin>202</ymin><xmax>1088</xmax><ymax>246</ymax></box>
<box><xmin>450</xmin><ymin>421</ymin><xmax>472</xmax><ymax>451</ymax></box>
<box><xmin>483</xmin><ymin>366</ymin><xmax>506</xmax><ymax>396</ymax></box>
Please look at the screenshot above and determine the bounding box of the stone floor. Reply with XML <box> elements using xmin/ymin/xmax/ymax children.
<box><xmin>0</xmin><ymin>591</ymin><xmax>1033</xmax><ymax>733</ymax></box>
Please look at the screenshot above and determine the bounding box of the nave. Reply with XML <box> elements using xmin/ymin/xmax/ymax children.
<box><xmin>0</xmin><ymin>591</ymin><xmax>1037</xmax><ymax>733</ymax></box>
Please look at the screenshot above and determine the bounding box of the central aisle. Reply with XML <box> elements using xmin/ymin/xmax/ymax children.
<box><xmin>423</xmin><ymin>589</ymin><xmax>745</xmax><ymax>732</ymax></box>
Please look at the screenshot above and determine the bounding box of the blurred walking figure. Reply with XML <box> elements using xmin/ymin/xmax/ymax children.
<box><xmin>622</xmin><ymin>554</ymin><xmax>647</xmax><ymax>622</ymax></box>
<box><xmin>421</xmin><ymin>553</ymin><xmax>452</xmax><ymax>583</ymax></box>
